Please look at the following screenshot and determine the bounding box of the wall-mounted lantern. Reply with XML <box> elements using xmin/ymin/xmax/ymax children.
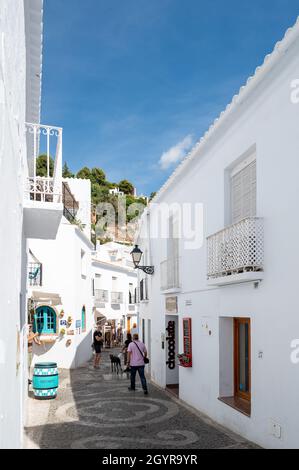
<box><xmin>130</xmin><ymin>245</ymin><xmax>154</xmax><ymax>275</ymax></box>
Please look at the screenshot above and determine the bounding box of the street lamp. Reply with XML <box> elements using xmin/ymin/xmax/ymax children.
<box><xmin>130</xmin><ymin>245</ymin><xmax>155</xmax><ymax>275</ymax></box>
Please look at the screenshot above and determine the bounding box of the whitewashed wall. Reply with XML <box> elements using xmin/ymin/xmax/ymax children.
<box><xmin>29</xmin><ymin>221</ymin><xmax>94</xmax><ymax>369</ymax></box>
<box><xmin>0</xmin><ymin>0</ymin><xmax>28</xmax><ymax>449</ymax></box>
<box><xmin>138</xmin><ymin>29</ymin><xmax>299</xmax><ymax>449</ymax></box>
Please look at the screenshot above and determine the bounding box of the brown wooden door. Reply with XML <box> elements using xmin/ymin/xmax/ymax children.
<box><xmin>234</xmin><ymin>318</ymin><xmax>251</xmax><ymax>401</ymax></box>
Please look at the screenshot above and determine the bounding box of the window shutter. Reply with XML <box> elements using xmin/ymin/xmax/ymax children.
<box><xmin>231</xmin><ymin>159</ymin><xmax>256</xmax><ymax>224</ymax></box>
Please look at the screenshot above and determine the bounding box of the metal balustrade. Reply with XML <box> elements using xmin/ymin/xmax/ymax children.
<box><xmin>25</xmin><ymin>123</ymin><xmax>63</xmax><ymax>203</ymax></box>
<box><xmin>160</xmin><ymin>257</ymin><xmax>180</xmax><ymax>291</ymax></box>
<box><xmin>207</xmin><ymin>217</ymin><xmax>264</xmax><ymax>280</ymax></box>
<box><xmin>94</xmin><ymin>289</ymin><xmax>109</xmax><ymax>303</ymax></box>
<box><xmin>28</xmin><ymin>262</ymin><xmax>42</xmax><ymax>287</ymax></box>
<box><xmin>111</xmin><ymin>291</ymin><xmax>124</xmax><ymax>304</ymax></box>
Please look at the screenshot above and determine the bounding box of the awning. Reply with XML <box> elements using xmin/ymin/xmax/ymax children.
<box><xmin>94</xmin><ymin>309</ymin><xmax>107</xmax><ymax>325</ymax></box>
<box><xmin>31</xmin><ymin>291</ymin><xmax>62</xmax><ymax>306</ymax></box>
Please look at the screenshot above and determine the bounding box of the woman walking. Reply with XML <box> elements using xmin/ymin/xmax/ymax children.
<box><xmin>93</xmin><ymin>325</ymin><xmax>103</xmax><ymax>368</ymax></box>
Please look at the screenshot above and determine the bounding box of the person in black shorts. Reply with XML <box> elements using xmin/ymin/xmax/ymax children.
<box><xmin>93</xmin><ymin>325</ymin><xmax>103</xmax><ymax>368</ymax></box>
<box><xmin>122</xmin><ymin>333</ymin><xmax>132</xmax><ymax>372</ymax></box>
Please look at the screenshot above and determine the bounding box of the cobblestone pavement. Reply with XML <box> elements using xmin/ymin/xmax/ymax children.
<box><xmin>24</xmin><ymin>349</ymin><xmax>257</xmax><ymax>449</ymax></box>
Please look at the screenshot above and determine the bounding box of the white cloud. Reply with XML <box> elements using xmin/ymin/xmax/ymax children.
<box><xmin>159</xmin><ymin>134</ymin><xmax>193</xmax><ymax>170</ymax></box>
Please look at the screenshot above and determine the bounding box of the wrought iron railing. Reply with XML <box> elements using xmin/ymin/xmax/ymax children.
<box><xmin>207</xmin><ymin>217</ymin><xmax>264</xmax><ymax>279</ymax></box>
<box><xmin>111</xmin><ymin>291</ymin><xmax>124</xmax><ymax>304</ymax></box>
<box><xmin>24</xmin><ymin>123</ymin><xmax>63</xmax><ymax>203</ymax></box>
<box><xmin>62</xmin><ymin>182</ymin><xmax>79</xmax><ymax>223</ymax></box>
<box><xmin>160</xmin><ymin>257</ymin><xmax>180</xmax><ymax>291</ymax></box>
<box><xmin>28</xmin><ymin>262</ymin><xmax>42</xmax><ymax>287</ymax></box>
<box><xmin>94</xmin><ymin>289</ymin><xmax>109</xmax><ymax>303</ymax></box>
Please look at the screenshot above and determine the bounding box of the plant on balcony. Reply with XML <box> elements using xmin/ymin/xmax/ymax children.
<box><xmin>177</xmin><ymin>353</ymin><xmax>192</xmax><ymax>367</ymax></box>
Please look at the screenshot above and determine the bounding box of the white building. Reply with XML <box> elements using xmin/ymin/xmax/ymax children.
<box><xmin>137</xmin><ymin>18</ymin><xmax>299</xmax><ymax>449</ymax></box>
<box><xmin>109</xmin><ymin>187</ymin><xmax>124</xmax><ymax>197</ymax></box>
<box><xmin>0</xmin><ymin>0</ymin><xmax>63</xmax><ymax>448</ymax></box>
<box><xmin>92</xmin><ymin>242</ymin><xmax>138</xmax><ymax>345</ymax></box>
<box><xmin>28</xmin><ymin>178</ymin><xmax>94</xmax><ymax>369</ymax></box>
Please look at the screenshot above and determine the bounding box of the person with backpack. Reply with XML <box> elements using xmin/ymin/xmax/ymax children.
<box><xmin>127</xmin><ymin>333</ymin><xmax>149</xmax><ymax>395</ymax></box>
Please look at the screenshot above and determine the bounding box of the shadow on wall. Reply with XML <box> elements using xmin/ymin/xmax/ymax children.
<box><xmin>71</xmin><ymin>330</ymin><xmax>93</xmax><ymax>369</ymax></box>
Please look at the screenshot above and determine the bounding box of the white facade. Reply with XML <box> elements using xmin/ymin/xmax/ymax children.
<box><xmin>137</xmin><ymin>18</ymin><xmax>299</xmax><ymax>449</ymax></box>
<box><xmin>92</xmin><ymin>242</ymin><xmax>138</xmax><ymax>343</ymax></box>
<box><xmin>28</xmin><ymin>179</ymin><xmax>94</xmax><ymax>369</ymax></box>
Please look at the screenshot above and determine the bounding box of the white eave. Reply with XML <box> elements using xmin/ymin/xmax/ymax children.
<box><xmin>24</xmin><ymin>0</ymin><xmax>44</xmax><ymax>124</ymax></box>
<box><xmin>151</xmin><ymin>16</ymin><xmax>299</xmax><ymax>205</ymax></box>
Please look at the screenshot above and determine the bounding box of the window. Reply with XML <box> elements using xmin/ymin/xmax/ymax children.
<box><xmin>234</xmin><ymin>318</ymin><xmax>251</xmax><ymax>401</ymax></box>
<box><xmin>142</xmin><ymin>319</ymin><xmax>145</xmax><ymax>343</ymax></box>
<box><xmin>129</xmin><ymin>283</ymin><xmax>134</xmax><ymax>304</ymax></box>
<box><xmin>81</xmin><ymin>306</ymin><xmax>86</xmax><ymax>332</ymax></box>
<box><xmin>34</xmin><ymin>306</ymin><xmax>57</xmax><ymax>334</ymax></box>
<box><xmin>231</xmin><ymin>156</ymin><xmax>256</xmax><ymax>224</ymax></box>
<box><xmin>81</xmin><ymin>250</ymin><xmax>87</xmax><ymax>278</ymax></box>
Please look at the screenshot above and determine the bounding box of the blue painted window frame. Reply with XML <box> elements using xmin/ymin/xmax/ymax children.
<box><xmin>81</xmin><ymin>306</ymin><xmax>86</xmax><ymax>332</ymax></box>
<box><xmin>34</xmin><ymin>306</ymin><xmax>57</xmax><ymax>334</ymax></box>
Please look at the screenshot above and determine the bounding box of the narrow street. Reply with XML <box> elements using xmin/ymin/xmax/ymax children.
<box><xmin>24</xmin><ymin>349</ymin><xmax>257</xmax><ymax>449</ymax></box>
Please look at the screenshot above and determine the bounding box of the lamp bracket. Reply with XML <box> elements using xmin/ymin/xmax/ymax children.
<box><xmin>136</xmin><ymin>266</ymin><xmax>155</xmax><ymax>275</ymax></box>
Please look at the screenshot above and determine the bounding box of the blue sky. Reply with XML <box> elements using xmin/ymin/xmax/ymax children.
<box><xmin>42</xmin><ymin>0</ymin><xmax>299</xmax><ymax>195</ymax></box>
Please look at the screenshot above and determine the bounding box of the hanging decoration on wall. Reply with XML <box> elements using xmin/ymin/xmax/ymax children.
<box><xmin>166</xmin><ymin>321</ymin><xmax>176</xmax><ymax>370</ymax></box>
<box><xmin>178</xmin><ymin>318</ymin><xmax>192</xmax><ymax>368</ymax></box>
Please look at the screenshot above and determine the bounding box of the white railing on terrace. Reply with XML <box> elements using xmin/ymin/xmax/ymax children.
<box><xmin>207</xmin><ymin>217</ymin><xmax>264</xmax><ymax>280</ymax></box>
<box><xmin>160</xmin><ymin>257</ymin><xmax>180</xmax><ymax>291</ymax></box>
<box><xmin>24</xmin><ymin>123</ymin><xmax>63</xmax><ymax>203</ymax></box>
<box><xmin>94</xmin><ymin>289</ymin><xmax>109</xmax><ymax>303</ymax></box>
<box><xmin>111</xmin><ymin>291</ymin><xmax>124</xmax><ymax>304</ymax></box>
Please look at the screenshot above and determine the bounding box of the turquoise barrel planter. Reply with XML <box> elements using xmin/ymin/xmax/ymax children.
<box><xmin>33</xmin><ymin>362</ymin><xmax>59</xmax><ymax>399</ymax></box>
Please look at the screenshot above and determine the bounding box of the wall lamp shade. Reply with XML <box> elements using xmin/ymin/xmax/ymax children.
<box><xmin>131</xmin><ymin>245</ymin><xmax>143</xmax><ymax>267</ymax></box>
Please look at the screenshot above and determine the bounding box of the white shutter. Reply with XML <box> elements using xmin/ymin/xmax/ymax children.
<box><xmin>231</xmin><ymin>159</ymin><xmax>256</xmax><ymax>224</ymax></box>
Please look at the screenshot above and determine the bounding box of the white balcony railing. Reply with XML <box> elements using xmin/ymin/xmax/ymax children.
<box><xmin>24</xmin><ymin>123</ymin><xmax>63</xmax><ymax>203</ymax></box>
<box><xmin>94</xmin><ymin>289</ymin><xmax>109</xmax><ymax>304</ymax></box>
<box><xmin>160</xmin><ymin>257</ymin><xmax>180</xmax><ymax>291</ymax></box>
<box><xmin>207</xmin><ymin>217</ymin><xmax>264</xmax><ymax>280</ymax></box>
<box><xmin>111</xmin><ymin>291</ymin><xmax>124</xmax><ymax>304</ymax></box>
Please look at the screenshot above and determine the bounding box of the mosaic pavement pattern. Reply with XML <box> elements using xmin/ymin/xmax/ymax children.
<box><xmin>24</xmin><ymin>349</ymin><xmax>257</xmax><ymax>449</ymax></box>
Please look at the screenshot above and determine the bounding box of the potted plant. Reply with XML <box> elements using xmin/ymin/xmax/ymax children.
<box><xmin>60</xmin><ymin>328</ymin><xmax>66</xmax><ymax>336</ymax></box>
<box><xmin>59</xmin><ymin>309</ymin><xmax>65</xmax><ymax>319</ymax></box>
<box><xmin>67</xmin><ymin>316</ymin><xmax>73</xmax><ymax>326</ymax></box>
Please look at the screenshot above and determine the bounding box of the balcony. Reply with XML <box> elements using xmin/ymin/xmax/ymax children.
<box><xmin>28</xmin><ymin>262</ymin><xmax>42</xmax><ymax>287</ymax></box>
<box><xmin>111</xmin><ymin>291</ymin><xmax>124</xmax><ymax>304</ymax></box>
<box><xmin>160</xmin><ymin>257</ymin><xmax>180</xmax><ymax>292</ymax></box>
<box><xmin>23</xmin><ymin>123</ymin><xmax>63</xmax><ymax>240</ymax></box>
<box><xmin>94</xmin><ymin>289</ymin><xmax>109</xmax><ymax>307</ymax></box>
<box><xmin>207</xmin><ymin>217</ymin><xmax>264</xmax><ymax>286</ymax></box>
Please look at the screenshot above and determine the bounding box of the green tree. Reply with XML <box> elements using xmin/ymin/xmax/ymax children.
<box><xmin>150</xmin><ymin>191</ymin><xmax>157</xmax><ymax>201</ymax></box>
<box><xmin>91</xmin><ymin>167</ymin><xmax>106</xmax><ymax>186</ymax></box>
<box><xmin>36</xmin><ymin>154</ymin><xmax>54</xmax><ymax>177</ymax></box>
<box><xmin>62</xmin><ymin>162</ymin><xmax>74</xmax><ymax>178</ymax></box>
<box><xmin>91</xmin><ymin>184</ymin><xmax>109</xmax><ymax>205</ymax></box>
<box><xmin>118</xmin><ymin>179</ymin><xmax>134</xmax><ymax>195</ymax></box>
<box><xmin>77</xmin><ymin>167</ymin><xmax>92</xmax><ymax>180</ymax></box>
